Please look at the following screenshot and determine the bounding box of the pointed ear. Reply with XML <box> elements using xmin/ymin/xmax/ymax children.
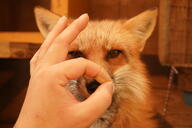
<box><xmin>34</xmin><ymin>7</ymin><xmax>61</xmax><ymax>37</ymax></box>
<box><xmin>123</xmin><ymin>8</ymin><xmax>158</xmax><ymax>51</ymax></box>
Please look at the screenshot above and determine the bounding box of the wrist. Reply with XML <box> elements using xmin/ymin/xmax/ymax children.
<box><xmin>14</xmin><ymin>115</ymin><xmax>44</xmax><ymax>128</ymax></box>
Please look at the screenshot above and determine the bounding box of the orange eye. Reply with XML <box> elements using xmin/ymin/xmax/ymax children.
<box><xmin>106</xmin><ymin>49</ymin><xmax>122</xmax><ymax>59</ymax></box>
<box><xmin>68</xmin><ymin>51</ymin><xmax>84</xmax><ymax>58</ymax></box>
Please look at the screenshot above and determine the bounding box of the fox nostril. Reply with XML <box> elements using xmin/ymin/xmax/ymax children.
<box><xmin>86</xmin><ymin>80</ymin><xmax>100</xmax><ymax>94</ymax></box>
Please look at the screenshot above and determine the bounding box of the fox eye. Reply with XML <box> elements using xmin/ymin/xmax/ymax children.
<box><xmin>106</xmin><ymin>49</ymin><xmax>122</xmax><ymax>59</ymax></box>
<box><xmin>68</xmin><ymin>51</ymin><xmax>84</xmax><ymax>58</ymax></box>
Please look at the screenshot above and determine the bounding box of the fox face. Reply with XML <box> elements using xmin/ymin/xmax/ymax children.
<box><xmin>35</xmin><ymin>7</ymin><xmax>158</xmax><ymax>128</ymax></box>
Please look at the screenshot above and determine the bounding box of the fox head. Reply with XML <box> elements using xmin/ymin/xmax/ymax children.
<box><xmin>34</xmin><ymin>7</ymin><xmax>157</xmax><ymax>128</ymax></box>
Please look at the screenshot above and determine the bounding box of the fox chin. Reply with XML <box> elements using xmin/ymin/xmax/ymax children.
<box><xmin>34</xmin><ymin>7</ymin><xmax>168</xmax><ymax>128</ymax></box>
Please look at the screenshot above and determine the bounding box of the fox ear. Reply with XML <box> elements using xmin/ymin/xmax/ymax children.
<box><xmin>34</xmin><ymin>7</ymin><xmax>61</xmax><ymax>37</ymax></box>
<box><xmin>123</xmin><ymin>8</ymin><xmax>158</xmax><ymax>51</ymax></box>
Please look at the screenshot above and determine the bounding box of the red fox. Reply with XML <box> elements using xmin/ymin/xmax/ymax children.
<box><xmin>34</xmin><ymin>7</ymin><xmax>163</xmax><ymax>128</ymax></box>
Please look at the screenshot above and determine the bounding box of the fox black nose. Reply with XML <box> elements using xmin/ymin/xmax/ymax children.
<box><xmin>86</xmin><ymin>80</ymin><xmax>100</xmax><ymax>94</ymax></box>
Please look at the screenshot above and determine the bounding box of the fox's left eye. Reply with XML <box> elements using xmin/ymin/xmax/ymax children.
<box><xmin>68</xmin><ymin>51</ymin><xmax>84</xmax><ymax>58</ymax></box>
<box><xmin>106</xmin><ymin>49</ymin><xmax>122</xmax><ymax>59</ymax></box>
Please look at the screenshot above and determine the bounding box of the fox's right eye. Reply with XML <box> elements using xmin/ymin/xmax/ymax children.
<box><xmin>106</xmin><ymin>49</ymin><xmax>122</xmax><ymax>59</ymax></box>
<box><xmin>68</xmin><ymin>51</ymin><xmax>84</xmax><ymax>58</ymax></box>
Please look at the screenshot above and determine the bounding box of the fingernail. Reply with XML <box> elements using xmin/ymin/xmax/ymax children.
<box><xmin>78</xmin><ymin>13</ymin><xmax>89</xmax><ymax>20</ymax></box>
<box><xmin>106</xmin><ymin>82</ymin><xmax>115</xmax><ymax>94</ymax></box>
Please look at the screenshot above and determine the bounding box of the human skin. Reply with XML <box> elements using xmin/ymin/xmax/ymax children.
<box><xmin>14</xmin><ymin>14</ymin><xmax>114</xmax><ymax>128</ymax></box>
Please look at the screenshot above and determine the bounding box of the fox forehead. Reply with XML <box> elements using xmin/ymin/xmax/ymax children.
<box><xmin>72</xmin><ymin>20</ymin><xmax>136</xmax><ymax>53</ymax></box>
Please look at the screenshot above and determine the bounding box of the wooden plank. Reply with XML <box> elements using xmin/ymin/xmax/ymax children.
<box><xmin>0</xmin><ymin>32</ymin><xmax>43</xmax><ymax>44</ymax></box>
<box><xmin>89</xmin><ymin>0</ymin><xmax>120</xmax><ymax>19</ymax></box>
<box><xmin>0</xmin><ymin>42</ymin><xmax>40</xmax><ymax>58</ymax></box>
<box><xmin>159</xmin><ymin>0</ymin><xmax>192</xmax><ymax>67</ymax></box>
<box><xmin>186</xmin><ymin>0</ymin><xmax>192</xmax><ymax>64</ymax></box>
<box><xmin>51</xmin><ymin>0</ymin><xmax>88</xmax><ymax>18</ymax></box>
<box><xmin>51</xmin><ymin>0</ymin><xmax>69</xmax><ymax>16</ymax></box>
<box><xmin>68</xmin><ymin>0</ymin><xmax>88</xmax><ymax>18</ymax></box>
<box><xmin>0</xmin><ymin>42</ymin><xmax>10</xmax><ymax>58</ymax></box>
<box><xmin>159</xmin><ymin>0</ymin><xmax>171</xmax><ymax>65</ymax></box>
<box><xmin>169</xmin><ymin>0</ymin><xmax>188</xmax><ymax>65</ymax></box>
<box><xmin>0</xmin><ymin>0</ymin><xmax>50</xmax><ymax>32</ymax></box>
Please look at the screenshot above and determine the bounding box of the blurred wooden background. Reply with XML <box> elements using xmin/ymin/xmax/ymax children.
<box><xmin>0</xmin><ymin>0</ymin><xmax>192</xmax><ymax>128</ymax></box>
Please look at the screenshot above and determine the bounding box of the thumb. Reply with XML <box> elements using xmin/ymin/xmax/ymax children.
<box><xmin>78</xmin><ymin>82</ymin><xmax>114</xmax><ymax>123</ymax></box>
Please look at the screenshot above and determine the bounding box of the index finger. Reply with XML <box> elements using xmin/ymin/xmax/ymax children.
<box><xmin>50</xmin><ymin>58</ymin><xmax>112</xmax><ymax>85</ymax></box>
<box><xmin>41</xmin><ymin>14</ymin><xmax>89</xmax><ymax>67</ymax></box>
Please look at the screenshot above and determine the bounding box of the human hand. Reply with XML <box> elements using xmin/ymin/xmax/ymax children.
<box><xmin>14</xmin><ymin>14</ymin><xmax>114</xmax><ymax>128</ymax></box>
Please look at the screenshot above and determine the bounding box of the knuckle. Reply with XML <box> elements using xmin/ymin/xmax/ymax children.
<box><xmin>36</xmin><ymin>67</ymin><xmax>56</xmax><ymax>78</ymax></box>
<box><xmin>40</xmin><ymin>44</ymin><xmax>49</xmax><ymax>50</ymax></box>
<box><xmin>30</xmin><ymin>59</ymin><xmax>35</xmax><ymax>65</ymax></box>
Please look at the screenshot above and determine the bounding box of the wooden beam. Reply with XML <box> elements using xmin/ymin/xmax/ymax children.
<box><xmin>0</xmin><ymin>32</ymin><xmax>43</xmax><ymax>44</ymax></box>
<box><xmin>68</xmin><ymin>0</ymin><xmax>88</xmax><ymax>18</ymax></box>
<box><xmin>159</xmin><ymin>0</ymin><xmax>192</xmax><ymax>67</ymax></box>
<box><xmin>51</xmin><ymin>0</ymin><xmax>68</xmax><ymax>16</ymax></box>
<box><xmin>50</xmin><ymin>0</ymin><xmax>88</xmax><ymax>18</ymax></box>
<box><xmin>159</xmin><ymin>0</ymin><xmax>170</xmax><ymax>65</ymax></box>
<box><xmin>0</xmin><ymin>42</ymin><xmax>40</xmax><ymax>58</ymax></box>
